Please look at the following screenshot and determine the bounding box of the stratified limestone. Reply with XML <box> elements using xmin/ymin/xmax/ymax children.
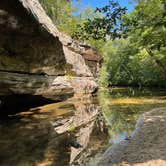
<box><xmin>97</xmin><ymin>107</ymin><xmax>166</xmax><ymax>166</ymax></box>
<box><xmin>0</xmin><ymin>0</ymin><xmax>101</xmax><ymax>100</ymax></box>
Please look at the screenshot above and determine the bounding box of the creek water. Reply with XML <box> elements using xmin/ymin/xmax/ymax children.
<box><xmin>0</xmin><ymin>88</ymin><xmax>166</xmax><ymax>166</ymax></box>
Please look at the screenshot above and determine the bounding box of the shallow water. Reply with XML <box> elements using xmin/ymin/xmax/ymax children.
<box><xmin>0</xmin><ymin>88</ymin><xmax>166</xmax><ymax>166</ymax></box>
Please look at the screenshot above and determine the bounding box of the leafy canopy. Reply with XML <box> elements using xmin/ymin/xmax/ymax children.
<box><xmin>72</xmin><ymin>0</ymin><xmax>126</xmax><ymax>40</ymax></box>
<box><xmin>123</xmin><ymin>0</ymin><xmax>166</xmax><ymax>50</ymax></box>
<box><xmin>122</xmin><ymin>0</ymin><xmax>166</xmax><ymax>75</ymax></box>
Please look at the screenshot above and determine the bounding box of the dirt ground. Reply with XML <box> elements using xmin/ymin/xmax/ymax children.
<box><xmin>97</xmin><ymin>107</ymin><xmax>166</xmax><ymax>166</ymax></box>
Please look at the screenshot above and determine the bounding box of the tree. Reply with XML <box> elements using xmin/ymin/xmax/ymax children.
<box><xmin>72</xmin><ymin>0</ymin><xmax>126</xmax><ymax>40</ymax></box>
<box><xmin>123</xmin><ymin>0</ymin><xmax>166</xmax><ymax>75</ymax></box>
<box><xmin>39</xmin><ymin>0</ymin><xmax>78</xmax><ymax>35</ymax></box>
<box><xmin>99</xmin><ymin>37</ymin><xmax>166</xmax><ymax>87</ymax></box>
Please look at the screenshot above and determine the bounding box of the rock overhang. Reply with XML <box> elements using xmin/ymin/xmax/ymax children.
<box><xmin>0</xmin><ymin>0</ymin><xmax>100</xmax><ymax>104</ymax></box>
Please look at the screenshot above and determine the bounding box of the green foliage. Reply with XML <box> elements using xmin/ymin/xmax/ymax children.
<box><xmin>99</xmin><ymin>0</ymin><xmax>166</xmax><ymax>87</ymax></box>
<box><xmin>122</xmin><ymin>0</ymin><xmax>166</xmax><ymax>75</ymax></box>
<box><xmin>65</xmin><ymin>73</ymin><xmax>73</xmax><ymax>81</ymax></box>
<box><xmin>99</xmin><ymin>38</ymin><xmax>166</xmax><ymax>87</ymax></box>
<box><xmin>39</xmin><ymin>0</ymin><xmax>166</xmax><ymax>87</ymax></box>
<box><xmin>86</xmin><ymin>38</ymin><xmax>105</xmax><ymax>54</ymax></box>
<box><xmin>123</xmin><ymin>0</ymin><xmax>166</xmax><ymax>50</ymax></box>
<box><xmin>72</xmin><ymin>0</ymin><xmax>126</xmax><ymax>40</ymax></box>
<box><xmin>98</xmin><ymin>88</ymin><xmax>141</xmax><ymax>141</ymax></box>
<box><xmin>39</xmin><ymin>0</ymin><xmax>79</xmax><ymax>35</ymax></box>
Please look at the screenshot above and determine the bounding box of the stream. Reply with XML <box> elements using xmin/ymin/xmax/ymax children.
<box><xmin>0</xmin><ymin>88</ymin><xmax>166</xmax><ymax>166</ymax></box>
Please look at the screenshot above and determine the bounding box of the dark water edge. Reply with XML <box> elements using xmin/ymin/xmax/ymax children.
<box><xmin>0</xmin><ymin>87</ymin><xmax>166</xmax><ymax>166</ymax></box>
<box><xmin>0</xmin><ymin>94</ymin><xmax>57</xmax><ymax>116</ymax></box>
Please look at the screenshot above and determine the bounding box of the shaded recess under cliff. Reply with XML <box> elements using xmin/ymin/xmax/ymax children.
<box><xmin>0</xmin><ymin>0</ymin><xmax>102</xmax><ymax>109</ymax></box>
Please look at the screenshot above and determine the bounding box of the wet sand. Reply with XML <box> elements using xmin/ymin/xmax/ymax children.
<box><xmin>97</xmin><ymin>107</ymin><xmax>166</xmax><ymax>166</ymax></box>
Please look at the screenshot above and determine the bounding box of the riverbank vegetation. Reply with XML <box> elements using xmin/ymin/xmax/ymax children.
<box><xmin>39</xmin><ymin>0</ymin><xmax>166</xmax><ymax>87</ymax></box>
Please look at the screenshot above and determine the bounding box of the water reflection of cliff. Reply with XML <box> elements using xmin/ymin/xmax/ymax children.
<box><xmin>51</xmin><ymin>100</ymin><xmax>109</xmax><ymax>166</ymax></box>
<box><xmin>0</xmin><ymin>98</ymin><xmax>109</xmax><ymax>166</ymax></box>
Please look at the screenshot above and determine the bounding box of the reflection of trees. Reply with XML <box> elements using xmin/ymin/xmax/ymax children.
<box><xmin>98</xmin><ymin>88</ymin><xmax>166</xmax><ymax>144</ymax></box>
<box><xmin>98</xmin><ymin>89</ymin><xmax>140</xmax><ymax>143</ymax></box>
<box><xmin>103</xmin><ymin>107</ymin><xmax>136</xmax><ymax>142</ymax></box>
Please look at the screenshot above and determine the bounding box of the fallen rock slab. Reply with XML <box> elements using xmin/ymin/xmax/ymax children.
<box><xmin>97</xmin><ymin>107</ymin><xmax>166</xmax><ymax>166</ymax></box>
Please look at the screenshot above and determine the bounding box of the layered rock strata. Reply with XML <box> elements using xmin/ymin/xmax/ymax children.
<box><xmin>0</xmin><ymin>0</ymin><xmax>101</xmax><ymax>100</ymax></box>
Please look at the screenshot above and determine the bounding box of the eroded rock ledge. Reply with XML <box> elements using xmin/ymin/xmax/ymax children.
<box><xmin>0</xmin><ymin>0</ymin><xmax>102</xmax><ymax>101</ymax></box>
<box><xmin>97</xmin><ymin>107</ymin><xmax>166</xmax><ymax>166</ymax></box>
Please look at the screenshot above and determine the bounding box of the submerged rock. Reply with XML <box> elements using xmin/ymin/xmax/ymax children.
<box><xmin>0</xmin><ymin>0</ymin><xmax>101</xmax><ymax>101</ymax></box>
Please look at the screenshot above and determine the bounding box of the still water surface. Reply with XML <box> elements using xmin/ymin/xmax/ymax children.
<box><xmin>0</xmin><ymin>88</ymin><xmax>166</xmax><ymax>166</ymax></box>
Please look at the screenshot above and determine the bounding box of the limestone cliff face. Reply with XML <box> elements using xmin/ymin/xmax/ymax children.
<box><xmin>0</xmin><ymin>0</ymin><xmax>102</xmax><ymax>100</ymax></box>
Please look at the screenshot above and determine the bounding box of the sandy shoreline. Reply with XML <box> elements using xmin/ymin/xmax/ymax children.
<box><xmin>97</xmin><ymin>107</ymin><xmax>166</xmax><ymax>166</ymax></box>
